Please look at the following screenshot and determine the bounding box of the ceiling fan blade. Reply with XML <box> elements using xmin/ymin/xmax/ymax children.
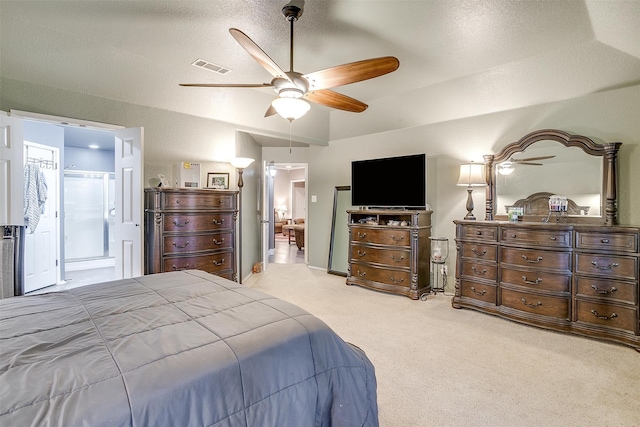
<box><xmin>303</xmin><ymin>56</ymin><xmax>399</xmax><ymax>91</ymax></box>
<box><xmin>229</xmin><ymin>28</ymin><xmax>292</xmax><ymax>82</ymax></box>
<box><xmin>518</xmin><ymin>162</ymin><xmax>543</xmax><ymax>166</ymax></box>
<box><xmin>264</xmin><ymin>104</ymin><xmax>277</xmax><ymax>117</ymax></box>
<box><xmin>305</xmin><ymin>89</ymin><xmax>368</xmax><ymax>113</ymax></box>
<box><xmin>179</xmin><ymin>83</ymin><xmax>274</xmax><ymax>88</ymax></box>
<box><xmin>512</xmin><ymin>155</ymin><xmax>556</xmax><ymax>162</ymax></box>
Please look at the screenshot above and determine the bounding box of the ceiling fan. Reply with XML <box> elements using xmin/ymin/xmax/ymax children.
<box><xmin>498</xmin><ymin>155</ymin><xmax>555</xmax><ymax>175</ymax></box>
<box><xmin>180</xmin><ymin>0</ymin><xmax>399</xmax><ymax>121</ymax></box>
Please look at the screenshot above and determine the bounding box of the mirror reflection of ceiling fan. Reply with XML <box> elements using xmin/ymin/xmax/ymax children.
<box><xmin>497</xmin><ymin>155</ymin><xmax>556</xmax><ymax>175</ymax></box>
<box><xmin>180</xmin><ymin>0</ymin><xmax>399</xmax><ymax>121</ymax></box>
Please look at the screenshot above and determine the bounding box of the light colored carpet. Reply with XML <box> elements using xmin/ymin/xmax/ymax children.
<box><xmin>244</xmin><ymin>264</ymin><xmax>640</xmax><ymax>427</ymax></box>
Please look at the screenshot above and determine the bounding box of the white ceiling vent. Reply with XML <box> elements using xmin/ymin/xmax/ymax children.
<box><xmin>191</xmin><ymin>58</ymin><xmax>231</xmax><ymax>75</ymax></box>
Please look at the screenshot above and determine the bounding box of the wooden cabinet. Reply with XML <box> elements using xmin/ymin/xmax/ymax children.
<box><xmin>454</xmin><ymin>221</ymin><xmax>640</xmax><ymax>350</ymax></box>
<box><xmin>346</xmin><ymin>209</ymin><xmax>432</xmax><ymax>299</ymax></box>
<box><xmin>144</xmin><ymin>188</ymin><xmax>238</xmax><ymax>280</ymax></box>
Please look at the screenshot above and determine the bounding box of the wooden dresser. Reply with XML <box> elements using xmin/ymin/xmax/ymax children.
<box><xmin>144</xmin><ymin>188</ymin><xmax>238</xmax><ymax>280</ymax></box>
<box><xmin>454</xmin><ymin>220</ymin><xmax>640</xmax><ymax>350</ymax></box>
<box><xmin>346</xmin><ymin>209</ymin><xmax>432</xmax><ymax>300</ymax></box>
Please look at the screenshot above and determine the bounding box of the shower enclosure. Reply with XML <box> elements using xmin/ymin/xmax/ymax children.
<box><xmin>64</xmin><ymin>171</ymin><xmax>115</xmax><ymax>263</ymax></box>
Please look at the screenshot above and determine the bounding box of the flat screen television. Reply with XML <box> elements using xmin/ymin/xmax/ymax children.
<box><xmin>351</xmin><ymin>154</ymin><xmax>426</xmax><ymax>208</ymax></box>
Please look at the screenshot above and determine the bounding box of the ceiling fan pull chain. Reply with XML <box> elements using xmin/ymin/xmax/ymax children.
<box><xmin>289</xmin><ymin>120</ymin><xmax>293</xmax><ymax>154</ymax></box>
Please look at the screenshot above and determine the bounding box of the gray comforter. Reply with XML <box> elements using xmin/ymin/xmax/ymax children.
<box><xmin>0</xmin><ymin>270</ymin><xmax>378</xmax><ymax>426</ymax></box>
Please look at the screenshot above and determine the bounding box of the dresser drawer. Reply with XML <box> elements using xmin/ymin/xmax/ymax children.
<box><xmin>460</xmin><ymin>280</ymin><xmax>497</xmax><ymax>304</ymax></box>
<box><xmin>164</xmin><ymin>213</ymin><xmax>234</xmax><ymax>232</ymax></box>
<box><xmin>501</xmin><ymin>228</ymin><xmax>571</xmax><ymax>248</ymax></box>
<box><xmin>163</xmin><ymin>232</ymin><xmax>233</xmax><ymax>254</ymax></box>
<box><xmin>576</xmin><ymin>300</ymin><xmax>637</xmax><ymax>334</ymax></box>
<box><xmin>575</xmin><ymin>276</ymin><xmax>637</xmax><ymax>305</ymax></box>
<box><xmin>575</xmin><ymin>253</ymin><xmax>638</xmax><ymax>280</ymax></box>
<box><xmin>460</xmin><ymin>262</ymin><xmax>498</xmax><ymax>282</ymax></box>
<box><xmin>461</xmin><ymin>243</ymin><xmax>498</xmax><ymax>262</ymax></box>
<box><xmin>459</xmin><ymin>224</ymin><xmax>498</xmax><ymax>242</ymax></box>
<box><xmin>164</xmin><ymin>252</ymin><xmax>233</xmax><ymax>273</ymax></box>
<box><xmin>350</xmin><ymin>244</ymin><xmax>411</xmax><ymax>268</ymax></box>
<box><xmin>350</xmin><ymin>263</ymin><xmax>411</xmax><ymax>288</ymax></box>
<box><xmin>351</xmin><ymin>227</ymin><xmax>411</xmax><ymax>247</ymax></box>
<box><xmin>500</xmin><ymin>247</ymin><xmax>571</xmax><ymax>270</ymax></box>
<box><xmin>501</xmin><ymin>267</ymin><xmax>571</xmax><ymax>293</ymax></box>
<box><xmin>163</xmin><ymin>192</ymin><xmax>236</xmax><ymax>210</ymax></box>
<box><xmin>575</xmin><ymin>231</ymin><xmax>638</xmax><ymax>253</ymax></box>
<box><xmin>501</xmin><ymin>289</ymin><xmax>570</xmax><ymax>320</ymax></box>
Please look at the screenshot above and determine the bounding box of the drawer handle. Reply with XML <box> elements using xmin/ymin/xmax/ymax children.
<box><xmin>590</xmin><ymin>261</ymin><xmax>619</xmax><ymax>270</ymax></box>
<box><xmin>520</xmin><ymin>298</ymin><xmax>542</xmax><ymax>308</ymax></box>
<box><xmin>550</xmin><ymin>236</ymin><xmax>557</xmax><ymax>241</ymax></box>
<box><xmin>590</xmin><ymin>310</ymin><xmax>618</xmax><ymax>320</ymax></box>
<box><xmin>357</xmin><ymin>232</ymin><xmax>367</xmax><ymax>239</ymax></box>
<box><xmin>476</xmin><ymin>231</ymin><xmax>482</xmax><ymax>235</ymax></box>
<box><xmin>212</xmin><ymin>218</ymin><xmax>225</xmax><ymax>225</ymax></box>
<box><xmin>171</xmin><ymin>264</ymin><xmax>190</xmax><ymax>271</ymax></box>
<box><xmin>471</xmin><ymin>266</ymin><xmax>487</xmax><ymax>275</ymax></box>
<box><xmin>601</xmin><ymin>239</ymin><xmax>609</xmax><ymax>243</ymax></box>
<box><xmin>212</xmin><ymin>258</ymin><xmax>225</xmax><ymax>266</ymax></box>
<box><xmin>172</xmin><ymin>219</ymin><xmax>190</xmax><ymax>227</ymax></box>
<box><xmin>357</xmin><ymin>250</ymin><xmax>367</xmax><ymax>257</ymax></box>
<box><xmin>522</xmin><ymin>276</ymin><xmax>542</xmax><ymax>285</ymax></box>
<box><xmin>357</xmin><ymin>270</ymin><xmax>366</xmax><ymax>277</ymax></box>
<box><xmin>471</xmin><ymin>248</ymin><xmax>487</xmax><ymax>256</ymax></box>
<box><xmin>391</xmin><ymin>235</ymin><xmax>405</xmax><ymax>242</ymax></box>
<box><xmin>390</xmin><ymin>277</ymin><xmax>404</xmax><ymax>285</ymax></box>
<box><xmin>391</xmin><ymin>255</ymin><xmax>405</xmax><ymax>262</ymax></box>
<box><xmin>521</xmin><ymin>255</ymin><xmax>543</xmax><ymax>264</ymax></box>
<box><xmin>172</xmin><ymin>241</ymin><xmax>190</xmax><ymax>249</ymax></box>
<box><xmin>213</xmin><ymin>238</ymin><xmax>225</xmax><ymax>245</ymax></box>
<box><xmin>175</xmin><ymin>199</ymin><xmax>181</xmax><ymax>204</ymax></box>
<box><xmin>590</xmin><ymin>284</ymin><xmax>618</xmax><ymax>294</ymax></box>
<box><xmin>470</xmin><ymin>287</ymin><xmax>486</xmax><ymax>296</ymax></box>
<box><xmin>511</xmin><ymin>234</ymin><xmax>517</xmax><ymax>238</ymax></box>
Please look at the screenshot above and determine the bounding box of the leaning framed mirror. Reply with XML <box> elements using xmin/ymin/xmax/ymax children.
<box><xmin>328</xmin><ymin>186</ymin><xmax>352</xmax><ymax>276</ymax></box>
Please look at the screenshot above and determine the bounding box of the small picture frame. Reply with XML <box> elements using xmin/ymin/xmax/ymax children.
<box><xmin>207</xmin><ymin>172</ymin><xmax>229</xmax><ymax>189</ymax></box>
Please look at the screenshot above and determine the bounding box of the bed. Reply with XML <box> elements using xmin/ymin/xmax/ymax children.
<box><xmin>0</xmin><ymin>270</ymin><xmax>378</xmax><ymax>426</ymax></box>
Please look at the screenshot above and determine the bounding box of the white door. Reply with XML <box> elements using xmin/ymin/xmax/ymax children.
<box><xmin>292</xmin><ymin>181</ymin><xmax>306</xmax><ymax>219</ymax></box>
<box><xmin>114</xmin><ymin>127</ymin><xmax>143</xmax><ymax>279</ymax></box>
<box><xmin>23</xmin><ymin>143</ymin><xmax>59</xmax><ymax>293</ymax></box>
<box><xmin>0</xmin><ymin>111</ymin><xmax>24</xmax><ymax>226</ymax></box>
<box><xmin>260</xmin><ymin>161</ymin><xmax>270</xmax><ymax>272</ymax></box>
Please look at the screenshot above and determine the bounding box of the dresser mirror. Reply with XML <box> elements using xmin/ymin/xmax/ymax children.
<box><xmin>327</xmin><ymin>186</ymin><xmax>352</xmax><ymax>276</ymax></box>
<box><xmin>484</xmin><ymin>129</ymin><xmax>621</xmax><ymax>225</ymax></box>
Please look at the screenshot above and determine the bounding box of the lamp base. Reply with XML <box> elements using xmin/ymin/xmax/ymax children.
<box><xmin>464</xmin><ymin>187</ymin><xmax>476</xmax><ymax>220</ymax></box>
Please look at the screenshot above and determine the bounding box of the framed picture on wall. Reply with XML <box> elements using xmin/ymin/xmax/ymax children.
<box><xmin>207</xmin><ymin>172</ymin><xmax>229</xmax><ymax>189</ymax></box>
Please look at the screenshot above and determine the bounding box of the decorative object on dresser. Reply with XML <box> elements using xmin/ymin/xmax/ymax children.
<box><xmin>206</xmin><ymin>172</ymin><xmax>229</xmax><ymax>189</ymax></box>
<box><xmin>456</xmin><ymin>161</ymin><xmax>487</xmax><ymax>220</ymax></box>
<box><xmin>347</xmin><ymin>209</ymin><xmax>432</xmax><ymax>300</ymax></box>
<box><xmin>144</xmin><ymin>188</ymin><xmax>238</xmax><ymax>280</ymax></box>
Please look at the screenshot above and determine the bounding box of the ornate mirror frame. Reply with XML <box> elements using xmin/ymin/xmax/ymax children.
<box><xmin>484</xmin><ymin>129</ymin><xmax>622</xmax><ymax>226</ymax></box>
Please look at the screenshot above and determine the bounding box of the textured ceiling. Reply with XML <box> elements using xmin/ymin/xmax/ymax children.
<box><xmin>2</xmin><ymin>0</ymin><xmax>639</xmax><ymax>147</ymax></box>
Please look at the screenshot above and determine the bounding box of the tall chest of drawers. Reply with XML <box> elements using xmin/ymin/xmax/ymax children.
<box><xmin>346</xmin><ymin>209</ymin><xmax>432</xmax><ymax>300</ymax></box>
<box><xmin>454</xmin><ymin>220</ymin><xmax>640</xmax><ymax>350</ymax></box>
<box><xmin>144</xmin><ymin>188</ymin><xmax>239</xmax><ymax>280</ymax></box>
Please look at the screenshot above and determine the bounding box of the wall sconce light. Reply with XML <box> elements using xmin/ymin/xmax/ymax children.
<box><xmin>229</xmin><ymin>157</ymin><xmax>255</xmax><ymax>283</ymax></box>
<box><xmin>456</xmin><ymin>161</ymin><xmax>487</xmax><ymax>220</ymax></box>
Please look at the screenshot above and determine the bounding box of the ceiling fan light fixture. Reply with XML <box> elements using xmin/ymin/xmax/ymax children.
<box><xmin>272</xmin><ymin>97</ymin><xmax>310</xmax><ymax>121</ymax></box>
<box><xmin>498</xmin><ymin>163</ymin><xmax>514</xmax><ymax>175</ymax></box>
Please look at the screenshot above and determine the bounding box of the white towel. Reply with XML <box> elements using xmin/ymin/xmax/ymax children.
<box><xmin>23</xmin><ymin>163</ymin><xmax>48</xmax><ymax>233</ymax></box>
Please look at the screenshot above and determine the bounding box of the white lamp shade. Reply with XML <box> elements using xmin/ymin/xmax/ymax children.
<box><xmin>230</xmin><ymin>157</ymin><xmax>255</xmax><ymax>169</ymax></box>
<box><xmin>272</xmin><ymin>97</ymin><xmax>310</xmax><ymax>121</ymax></box>
<box><xmin>457</xmin><ymin>162</ymin><xmax>486</xmax><ymax>186</ymax></box>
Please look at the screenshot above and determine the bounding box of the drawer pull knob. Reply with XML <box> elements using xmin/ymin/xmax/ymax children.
<box><xmin>357</xmin><ymin>270</ymin><xmax>366</xmax><ymax>277</ymax></box>
<box><xmin>471</xmin><ymin>266</ymin><xmax>487</xmax><ymax>275</ymax></box>
<box><xmin>175</xmin><ymin>199</ymin><xmax>181</xmax><ymax>204</ymax></box>
<box><xmin>213</xmin><ymin>238</ymin><xmax>225</xmax><ymax>245</ymax></box>
<box><xmin>172</xmin><ymin>241</ymin><xmax>190</xmax><ymax>249</ymax></box>
<box><xmin>590</xmin><ymin>261</ymin><xmax>619</xmax><ymax>270</ymax></box>
<box><xmin>522</xmin><ymin>255</ymin><xmax>543</xmax><ymax>264</ymax></box>
<box><xmin>172</xmin><ymin>219</ymin><xmax>190</xmax><ymax>227</ymax></box>
<box><xmin>357</xmin><ymin>232</ymin><xmax>367</xmax><ymax>239</ymax></box>
<box><xmin>550</xmin><ymin>236</ymin><xmax>557</xmax><ymax>241</ymax></box>
<box><xmin>391</xmin><ymin>255</ymin><xmax>405</xmax><ymax>262</ymax></box>
<box><xmin>522</xmin><ymin>276</ymin><xmax>542</xmax><ymax>285</ymax></box>
<box><xmin>390</xmin><ymin>277</ymin><xmax>404</xmax><ymax>285</ymax></box>
<box><xmin>471</xmin><ymin>248</ymin><xmax>487</xmax><ymax>256</ymax></box>
<box><xmin>521</xmin><ymin>298</ymin><xmax>542</xmax><ymax>308</ymax></box>
<box><xmin>590</xmin><ymin>284</ymin><xmax>618</xmax><ymax>294</ymax></box>
<box><xmin>590</xmin><ymin>310</ymin><xmax>617</xmax><ymax>320</ymax></box>
<box><xmin>357</xmin><ymin>250</ymin><xmax>367</xmax><ymax>257</ymax></box>
<box><xmin>212</xmin><ymin>259</ymin><xmax>225</xmax><ymax>266</ymax></box>
<box><xmin>171</xmin><ymin>264</ymin><xmax>189</xmax><ymax>271</ymax></box>
<box><xmin>476</xmin><ymin>231</ymin><xmax>482</xmax><ymax>235</ymax></box>
<box><xmin>470</xmin><ymin>287</ymin><xmax>486</xmax><ymax>296</ymax></box>
<box><xmin>391</xmin><ymin>235</ymin><xmax>405</xmax><ymax>242</ymax></box>
<box><xmin>511</xmin><ymin>234</ymin><xmax>517</xmax><ymax>238</ymax></box>
<box><xmin>601</xmin><ymin>239</ymin><xmax>609</xmax><ymax>243</ymax></box>
<box><xmin>212</xmin><ymin>218</ymin><xmax>225</xmax><ymax>225</ymax></box>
